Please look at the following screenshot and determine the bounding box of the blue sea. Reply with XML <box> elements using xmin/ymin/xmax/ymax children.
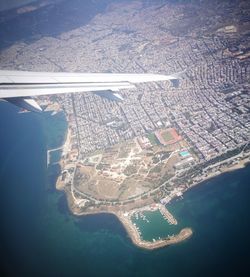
<box><xmin>0</xmin><ymin>101</ymin><xmax>250</xmax><ymax>277</ymax></box>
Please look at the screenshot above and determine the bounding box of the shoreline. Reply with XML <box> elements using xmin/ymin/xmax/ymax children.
<box><xmin>51</xmin><ymin>114</ymin><xmax>249</xmax><ymax>250</ymax></box>
<box><xmin>186</xmin><ymin>157</ymin><xmax>250</xmax><ymax>192</ymax></box>
<box><xmin>55</xmin><ymin>154</ymin><xmax>250</xmax><ymax>250</ymax></box>
<box><xmin>64</xmin><ymin>203</ymin><xmax>193</xmax><ymax>250</ymax></box>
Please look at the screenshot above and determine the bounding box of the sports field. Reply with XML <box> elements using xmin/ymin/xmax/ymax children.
<box><xmin>155</xmin><ymin>128</ymin><xmax>182</xmax><ymax>145</ymax></box>
<box><xmin>162</xmin><ymin>130</ymin><xmax>175</xmax><ymax>142</ymax></box>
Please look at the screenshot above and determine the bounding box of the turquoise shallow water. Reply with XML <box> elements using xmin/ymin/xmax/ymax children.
<box><xmin>0</xmin><ymin>101</ymin><xmax>250</xmax><ymax>277</ymax></box>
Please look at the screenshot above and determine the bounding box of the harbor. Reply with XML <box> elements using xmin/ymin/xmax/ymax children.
<box><xmin>118</xmin><ymin>204</ymin><xmax>192</xmax><ymax>249</ymax></box>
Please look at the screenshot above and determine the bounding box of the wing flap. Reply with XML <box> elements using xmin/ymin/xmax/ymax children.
<box><xmin>4</xmin><ymin>97</ymin><xmax>42</xmax><ymax>112</ymax></box>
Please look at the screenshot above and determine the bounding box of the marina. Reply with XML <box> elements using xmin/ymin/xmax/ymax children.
<box><xmin>130</xmin><ymin>204</ymin><xmax>181</xmax><ymax>242</ymax></box>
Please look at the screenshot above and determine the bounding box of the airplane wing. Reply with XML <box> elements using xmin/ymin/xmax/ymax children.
<box><xmin>0</xmin><ymin>70</ymin><xmax>177</xmax><ymax>112</ymax></box>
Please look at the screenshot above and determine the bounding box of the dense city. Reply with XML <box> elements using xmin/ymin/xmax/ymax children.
<box><xmin>1</xmin><ymin>0</ymin><xmax>250</xmax><ymax>215</ymax></box>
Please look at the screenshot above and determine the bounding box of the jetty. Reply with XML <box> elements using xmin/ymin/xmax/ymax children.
<box><xmin>158</xmin><ymin>204</ymin><xmax>177</xmax><ymax>225</ymax></box>
<box><xmin>47</xmin><ymin>146</ymin><xmax>63</xmax><ymax>166</ymax></box>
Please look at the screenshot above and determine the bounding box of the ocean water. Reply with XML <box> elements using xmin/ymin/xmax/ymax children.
<box><xmin>1</xmin><ymin>102</ymin><xmax>250</xmax><ymax>277</ymax></box>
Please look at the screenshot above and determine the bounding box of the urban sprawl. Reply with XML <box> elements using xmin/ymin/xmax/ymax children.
<box><xmin>1</xmin><ymin>0</ymin><xmax>250</xmax><ymax>248</ymax></box>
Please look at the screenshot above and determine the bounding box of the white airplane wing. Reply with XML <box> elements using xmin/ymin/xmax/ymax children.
<box><xmin>0</xmin><ymin>70</ymin><xmax>177</xmax><ymax>112</ymax></box>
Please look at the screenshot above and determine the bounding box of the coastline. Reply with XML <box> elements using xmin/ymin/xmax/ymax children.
<box><xmin>52</xmin><ymin>113</ymin><xmax>249</xmax><ymax>250</ymax></box>
<box><xmin>61</xmin><ymin>202</ymin><xmax>193</xmax><ymax>250</ymax></box>
<box><xmin>187</xmin><ymin>157</ymin><xmax>250</xmax><ymax>192</ymax></box>
<box><xmin>55</xmin><ymin>153</ymin><xmax>249</xmax><ymax>250</ymax></box>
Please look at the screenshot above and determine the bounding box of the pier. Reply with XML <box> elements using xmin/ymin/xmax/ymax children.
<box><xmin>47</xmin><ymin>146</ymin><xmax>63</xmax><ymax>166</ymax></box>
<box><xmin>158</xmin><ymin>204</ymin><xmax>177</xmax><ymax>225</ymax></box>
